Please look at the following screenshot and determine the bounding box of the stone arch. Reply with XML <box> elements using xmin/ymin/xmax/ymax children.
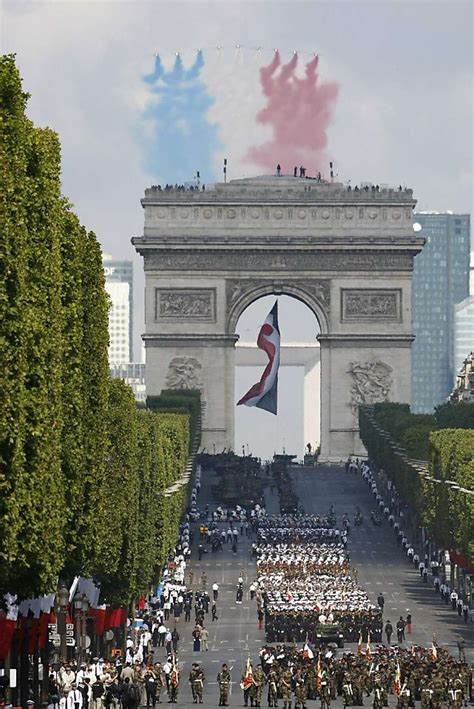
<box><xmin>226</xmin><ymin>280</ymin><xmax>330</xmax><ymax>335</ymax></box>
<box><xmin>134</xmin><ymin>174</ymin><xmax>422</xmax><ymax>461</ymax></box>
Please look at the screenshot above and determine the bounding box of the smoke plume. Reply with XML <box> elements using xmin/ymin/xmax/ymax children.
<box><xmin>141</xmin><ymin>51</ymin><xmax>218</xmax><ymax>184</ymax></box>
<box><xmin>246</xmin><ymin>51</ymin><xmax>339</xmax><ymax>174</ymax></box>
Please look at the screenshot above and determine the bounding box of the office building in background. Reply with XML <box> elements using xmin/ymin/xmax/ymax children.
<box><xmin>454</xmin><ymin>296</ymin><xmax>474</xmax><ymax>375</ymax></box>
<box><xmin>411</xmin><ymin>213</ymin><xmax>470</xmax><ymax>413</ymax></box>
<box><xmin>103</xmin><ymin>255</ymin><xmax>133</xmax><ymax>364</ymax></box>
<box><xmin>109</xmin><ymin>362</ymin><xmax>146</xmax><ymax>402</ymax></box>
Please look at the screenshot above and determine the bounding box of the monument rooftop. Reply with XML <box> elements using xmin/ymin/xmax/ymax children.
<box><xmin>143</xmin><ymin>174</ymin><xmax>415</xmax><ymax>205</ymax></box>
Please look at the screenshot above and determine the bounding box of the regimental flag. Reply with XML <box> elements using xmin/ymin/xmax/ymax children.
<box><xmin>357</xmin><ymin>631</ymin><xmax>363</xmax><ymax>655</ymax></box>
<box><xmin>365</xmin><ymin>632</ymin><xmax>372</xmax><ymax>660</ymax></box>
<box><xmin>303</xmin><ymin>641</ymin><xmax>315</xmax><ymax>660</ymax></box>
<box><xmin>237</xmin><ymin>301</ymin><xmax>280</xmax><ymax>414</ymax></box>
<box><xmin>393</xmin><ymin>661</ymin><xmax>401</xmax><ymax>696</ymax></box>
<box><xmin>243</xmin><ymin>656</ymin><xmax>253</xmax><ymax>689</ymax></box>
<box><xmin>431</xmin><ymin>641</ymin><xmax>438</xmax><ymax>662</ymax></box>
<box><xmin>316</xmin><ymin>655</ymin><xmax>322</xmax><ymax>691</ymax></box>
<box><xmin>171</xmin><ymin>653</ymin><xmax>179</xmax><ymax>688</ymax></box>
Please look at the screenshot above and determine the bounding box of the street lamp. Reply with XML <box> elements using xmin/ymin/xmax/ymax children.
<box><xmin>81</xmin><ymin>595</ymin><xmax>89</xmax><ymax>664</ymax></box>
<box><xmin>58</xmin><ymin>584</ymin><xmax>69</xmax><ymax>664</ymax></box>
<box><xmin>73</xmin><ymin>592</ymin><xmax>83</xmax><ymax>663</ymax></box>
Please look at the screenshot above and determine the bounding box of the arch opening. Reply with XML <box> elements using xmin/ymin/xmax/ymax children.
<box><xmin>227</xmin><ymin>281</ymin><xmax>328</xmax><ymax>335</ymax></box>
<box><xmin>234</xmin><ymin>294</ymin><xmax>321</xmax><ymax>462</ymax></box>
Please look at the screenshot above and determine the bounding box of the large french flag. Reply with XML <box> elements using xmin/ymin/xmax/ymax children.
<box><xmin>237</xmin><ymin>300</ymin><xmax>280</xmax><ymax>415</ymax></box>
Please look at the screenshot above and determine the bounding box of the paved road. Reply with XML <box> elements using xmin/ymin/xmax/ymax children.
<box><xmin>147</xmin><ymin>463</ymin><xmax>473</xmax><ymax>708</ymax></box>
<box><xmin>291</xmin><ymin>465</ymin><xmax>474</xmax><ymax>661</ymax></box>
<box><xmin>149</xmin><ymin>465</ymin><xmax>266</xmax><ymax>707</ymax></box>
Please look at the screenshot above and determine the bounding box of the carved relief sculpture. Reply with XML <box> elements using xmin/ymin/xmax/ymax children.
<box><xmin>157</xmin><ymin>289</ymin><xmax>215</xmax><ymax>320</ymax></box>
<box><xmin>226</xmin><ymin>279</ymin><xmax>330</xmax><ymax>309</ymax></box>
<box><xmin>342</xmin><ymin>289</ymin><xmax>401</xmax><ymax>320</ymax></box>
<box><xmin>146</xmin><ymin>251</ymin><xmax>413</xmax><ymax>273</ymax></box>
<box><xmin>348</xmin><ymin>360</ymin><xmax>393</xmax><ymax>416</ymax></box>
<box><xmin>165</xmin><ymin>356</ymin><xmax>203</xmax><ymax>390</ymax></box>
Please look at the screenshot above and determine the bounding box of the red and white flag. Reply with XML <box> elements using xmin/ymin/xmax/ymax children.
<box><xmin>365</xmin><ymin>632</ymin><xmax>372</xmax><ymax>660</ymax></box>
<box><xmin>237</xmin><ymin>300</ymin><xmax>280</xmax><ymax>414</ymax></box>
<box><xmin>393</xmin><ymin>662</ymin><xmax>401</xmax><ymax>696</ymax></box>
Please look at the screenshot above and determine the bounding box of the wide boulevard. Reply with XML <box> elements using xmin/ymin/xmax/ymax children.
<box><xmin>147</xmin><ymin>464</ymin><xmax>473</xmax><ymax>707</ymax></box>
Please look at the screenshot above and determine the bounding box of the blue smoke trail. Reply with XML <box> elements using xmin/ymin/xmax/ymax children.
<box><xmin>141</xmin><ymin>51</ymin><xmax>218</xmax><ymax>184</ymax></box>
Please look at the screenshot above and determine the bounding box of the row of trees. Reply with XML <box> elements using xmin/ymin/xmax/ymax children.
<box><xmin>359</xmin><ymin>402</ymin><xmax>474</xmax><ymax>563</ymax></box>
<box><xmin>1</xmin><ymin>55</ymin><xmax>191</xmax><ymax>604</ymax></box>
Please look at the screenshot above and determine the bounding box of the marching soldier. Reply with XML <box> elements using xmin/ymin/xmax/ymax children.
<box><xmin>169</xmin><ymin>659</ymin><xmax>180</xmax><ymax>704</ymax></box>
<box><xmin>343</xmin><ymin>677</ymin><xmax>355</xmax><ymax>708</ymax></box>
<box><xmin>399</xmin><ymin>684</ymin><xmax>411</xmax><ymax>709</ymax></box>
<box><xmin>372</xmin><ymin>685</ymin><xmax>384</xmax><ymax>709</ymax></box>
<box><xmin>267</xmin><ymin>668</ymin><xmax>279</xmax><ymax>707</ymax></box>
<box><xmin>293</xmin><ymin>668</ymin><xmax>308</xmax><ymax>709</ymax></box>
<box><xmin>353</xmin><ymin>674</ymin><xmax>364</xmax><ymax>706</ymax></box>
<box><xmin>153</xmin><ymin>663</ymin><xmax>165</xmax><ymax>704</ymax></box>
<box><xmin>420</xmin><ymin>687</ymin><xmax>434</xmax><ymax>709</ymax></box>
<box><xmin>217</xmin><ymin>663</ymin><xmax>231</xmax><ymax>707</ymax></box>
<box><xmin>189</xmin><ymin>663</ymin><xmax>205</xmax><ymax>704</ymax></box>
<box><xmin>319</xmin><ymin>674</ymin><xmax>331</xmax><ymax>709</ymax></box>
<box><xmin>448</xmin><ymin>683</ymin><xmax>463</xmax><ymax>709</ymax></box>
<box><xmin>251</xmin><ymin>665</ymin><xmax>265</xmax><ymax>708</ymax></box>
<box><xmin>280</xmin><ymin>668</ymin><xmax>293</xmax><ymax>709</ymax></box>
<box><xmin>432</xmin><ymin>677</ymin><xmax>445</xmax><ymax>709</ymax></box>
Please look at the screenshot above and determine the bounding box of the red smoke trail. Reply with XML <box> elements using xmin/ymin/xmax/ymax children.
<box><xmin>246</xmin><ymin>51</ymin><xmax>339</xmax><ymax>174</ymax></box>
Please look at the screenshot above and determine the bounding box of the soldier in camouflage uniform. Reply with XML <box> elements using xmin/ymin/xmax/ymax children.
<box><xmin>189</xmin><ymin>663</ymin><xmax>205</xmax><ymax>704</ymax></box>
<box><xmin>250</xmin><ymin>665</ymin><xmax>265</xmax><ymax>708</ymax></box>
<box><xmin>399</xmin><ymin>685</ymin><xmax>411</xmax><ymax>709</ymax></box>
<box><xmin>420</xmin><ymin>687</ymin><xmax>434</xmax><ymax>709</ymax></box>
<box><xmin>169</xmin><ymin>665</ymin><xmax>180</xmax><ymax>704</ymax></box>
<box><xmin>372</xmin><ymin>678</ymin><xmax>387</xmax><ymax>709</ymax></box>
<box><xmin>217</xmin><ymin>663</ymin><xmax>231</xmax><ymax>707</ymax></box>
<box><xmin>306</xmin><ymin>666</ymin><xmax>318</xmax><ymax>701</ymax></box>
<box><xmin>353</xmin><ymin>674</ymin><xmax>364</xmax><ymax>706</ymax></box>
<box><xmin>448</xmin><ymin>682</ymin><xmax>463</xmax><ymax>709</ymax></box>
<box><xmin>343</xmin><ymin>677</ymin><xmax>355</xmax><ymax>708</ymax></box>
<box><xmin>267</xmin><ymin>668</ymin><xmax>279</xmax><ymax>707</ymax></box>
<box><xmin>431</xmin><ymin>677</ymin><xmax>445</xmax><ymax>709</ymax></box>
<box><xmin>280</xmin><ymin>668</ymin><xmax>293</xmax><ymax>709</ymax></box>
<box><xmin>293</xmin><ymin>669</ymin><xmax>307</xmax><ymax>709</ymax></box>
<box><xmin>454</xmin><ymin>672</ymin><xmax>468</xmax><ymax>707</ymax></box>
<box><xmin>319</xmin><ymin>676</ymin><xmax>331</xmax><ymax>709</ymax></box>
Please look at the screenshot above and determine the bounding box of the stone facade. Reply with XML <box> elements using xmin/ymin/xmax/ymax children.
<box><xmin>133</xmin><ymin>176</ymin><xmax>423</xmax><ymax>461</ymax></box>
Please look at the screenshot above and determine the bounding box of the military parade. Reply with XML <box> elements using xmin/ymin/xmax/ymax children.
<box><xmin>10</xmin><ymin>455</ymin><xmax>469</xmax><ymax>709</ymax></box>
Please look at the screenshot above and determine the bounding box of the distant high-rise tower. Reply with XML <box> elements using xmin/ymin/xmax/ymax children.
<box><xmin>454</xmin><ymin>296</ymin><xmax>474</xmax><ymax>375</ymax></box>
<box><xmin>103</xmin><ymin>255</ymin><xmax>133</xmax><ymax>364</ymax></box>
<box><xmin>411</xmin><ymin>213</ymin><xmax>470</xmax><ymax>412</ymax></box>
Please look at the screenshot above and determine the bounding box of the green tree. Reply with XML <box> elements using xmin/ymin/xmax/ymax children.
<box><xmin>0</xmin><ymin>56</ymin><xmax>67</xmax><ymax>595</ymax></box>
<box><xmin>435</xmin><ymin>402</ymin><xmax>474</xmax><ymax>430</ymax></box>
<box><xmin>78</xmin><ymin>230</ymin><xmax>110</xmax><ymax>576</ymax></box>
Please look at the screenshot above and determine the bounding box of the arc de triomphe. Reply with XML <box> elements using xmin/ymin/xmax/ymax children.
<box><xmin>133</xmin><ymin>176</ymin><xmax>423</xmax><ymax>461</ymax></box>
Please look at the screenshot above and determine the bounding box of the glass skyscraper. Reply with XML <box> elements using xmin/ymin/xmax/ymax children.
<box><xmin>411</xmin><ymin>213</ymin><xmax>470</xmax><ymax>413</ymax></box>
<box><xmin>454</xmin><ymin>296</ymin><xmax>474</xmax><ymax>375</ymax></box>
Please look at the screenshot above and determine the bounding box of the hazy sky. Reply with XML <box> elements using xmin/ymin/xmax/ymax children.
<box><xmin>3</xmin><ymin>0</ymin><xmax>472</xmax><ymax>457</ymax></box>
